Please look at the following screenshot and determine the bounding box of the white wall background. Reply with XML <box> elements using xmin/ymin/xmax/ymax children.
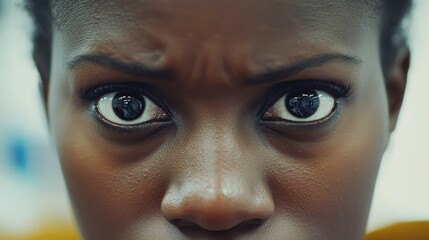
<box><xmin>367</xmin><ymin>0</ymin><xmax>429</xmax><ymax>230</ymax></box>
<box><xmin>0</xmin><ymin>0</ymin><xmax>71</xmax><ymax>235</ymax></box>
<box><xmin>0</xmin><ymin>0</ymin><xmax>428</xmax><ymax>235</ymax></box>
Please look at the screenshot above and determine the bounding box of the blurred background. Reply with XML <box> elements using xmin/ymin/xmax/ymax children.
<box><xmin>0</xmin><ymin>0</ymin><xmax>428</xmax><ymax>239</ymax></box>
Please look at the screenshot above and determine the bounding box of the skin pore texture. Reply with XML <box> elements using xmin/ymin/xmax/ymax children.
<box><xmin>40</xmin><ymin>0</ymin><xmax>409</xmax><ymax>239</ymax></box>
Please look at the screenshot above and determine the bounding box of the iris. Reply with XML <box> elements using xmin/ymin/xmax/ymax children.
<box><xmin>112</xmin><ymin>92</ymin><xmax>146</xmax><ymax>121</ymax></box>
<box><xmin>285</xmin><ymin>89</ymin><xmax>320</xmax><ymax>118</ymax></box>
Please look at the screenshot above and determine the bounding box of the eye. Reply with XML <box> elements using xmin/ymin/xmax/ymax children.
<box><xmin>262</xmin><ymin>89</ymin><xmax>337</xmax><ymax>123</ymax></box>
<box><xmin>96</xmin><ymin>92</ymin><xmax>169</xmax><ymax>125</ymax></box>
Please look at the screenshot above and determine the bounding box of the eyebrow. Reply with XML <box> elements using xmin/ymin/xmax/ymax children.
<box><xmin>67</xmin><ymin>54</ymin><xmax>173</xmax><ymax>80</ymax></box>
<box><xmin>247</xmin><ymin>53</ymin><xmax>363</xmax><ymax>85</ymax></box>
<box><xmin>68</xmin><ymin>53</ymin><xmax>362</xmax><ymax>84</ymax></box>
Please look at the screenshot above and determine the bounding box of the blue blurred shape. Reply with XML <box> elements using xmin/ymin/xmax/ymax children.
<box><xmin>9</xmin><ymin>136</ymin><xmax>29</xmax><ymax>176</ymax></box>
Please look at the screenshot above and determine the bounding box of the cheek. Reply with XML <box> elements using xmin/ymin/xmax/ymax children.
<box><xmin>51</xmin><ymin>106</ymin><xmax>170</xmax><ymax>239</ymax></box>
<box><xmin>48</xmin><ymin>61</ymin><xmax>168</xmax><ymax>239</ymax></box>
<box><xmin>267</xmin><ymin>75</ymin><xmax>389</xmax><ymax>237</ymax></box>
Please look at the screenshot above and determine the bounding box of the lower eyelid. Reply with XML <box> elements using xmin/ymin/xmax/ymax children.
<box><xmin>89</xmin><ymin>104</ymin><xmax>173</xmax><ymax>137</ymax></box>
<box><xmin>261</xmin><ymin>98</ymin><xmax>341</xmax><ymax>126</ymax></box>
<box><xmin>258</xmin><ymin>104</ymin><xmax>342</xmax><ymax>141</ymax></box>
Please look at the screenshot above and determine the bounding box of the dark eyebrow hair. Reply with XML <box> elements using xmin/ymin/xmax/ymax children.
<box><xmin>68</xmin><ymin>53</ymin><xmax>362</xmax><ymax>84</ymax></box>
<box><xmin>247</xmin><ymin>53</ymin><xmax>363</xmax><ymax>85</ymax></box>
<box><xmin>67</xmin><ymin>54</ymin><xmax>173</xmax><ymax>80</ymax></box>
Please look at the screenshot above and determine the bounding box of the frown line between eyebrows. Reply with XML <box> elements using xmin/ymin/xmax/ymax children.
<box><xmin>67</xmin><ymin>54</ymin><xmax>173</xmax><ymax>81</ymax></box>
<box><xmin>247</xmin><ymin>53</ymin><xmax>363</xmax><ymax>85</ymax></box>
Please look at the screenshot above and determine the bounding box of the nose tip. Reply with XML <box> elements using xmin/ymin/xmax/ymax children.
<box><xmin>161</xmin><ymin>185</ymin><xmax>274</xmax><ymax>231</ymax></box>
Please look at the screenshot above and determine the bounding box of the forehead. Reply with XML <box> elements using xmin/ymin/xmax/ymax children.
<box><xmin>51</xmin><ymin>0</ymin><xmax>380</xmax><ymax>86</ymax></box>
<box><xmin>52</xmin><ymin>0</ymin><xmax>377</xmax><ymax>38</ymax></box>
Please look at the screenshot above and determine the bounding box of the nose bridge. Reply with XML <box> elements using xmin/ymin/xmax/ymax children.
<box><xmin>187</xmin><ymin>118</ymin><xmax>246</xmax><ymax>194</ymax></box>
<box><xmin>161</xmin><ymin>121</ymin><xmax>274</xmax><ymax>231</ymax></box>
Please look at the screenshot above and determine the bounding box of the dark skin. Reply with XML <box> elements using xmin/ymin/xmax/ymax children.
<box><xmin>37</xmin><ymin>0</ymin><xmax>410</xmax><ymax>239</ymax></box>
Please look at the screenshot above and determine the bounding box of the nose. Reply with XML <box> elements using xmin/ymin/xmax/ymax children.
<box><xmin>161</xmin><ymin>179</ymin><xmax>274</xmax><ymax>231</ymax></box>
<box><xmin>161</xmin><ymin>117</ymin><xmax>274</xmax><ymax>231</ymax></box>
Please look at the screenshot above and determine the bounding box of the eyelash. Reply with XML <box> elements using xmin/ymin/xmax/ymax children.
<box><xmin>78</xmin><ymin>80</ymin><xmax>352</xmax><ymax>132</ymax></box>
<box><xmin>79</xmin><ymin>82</ymin><xmax>173</xmax><ymax>132</ymax></box>
<box><xmin>258</xmin><ymin>80</ymin><xmax>352</xmax><ymax>123</ymax></box>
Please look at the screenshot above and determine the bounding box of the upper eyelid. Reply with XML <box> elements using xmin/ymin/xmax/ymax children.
<box><xmin>80</xmin><ymin>82</ymin><xmax>174</xmax><ymax>117</ymax></box>
<box><xmin>78</xmin><ymin>82</ymin><xmax>153</xmax><ymax>100</ymax></box>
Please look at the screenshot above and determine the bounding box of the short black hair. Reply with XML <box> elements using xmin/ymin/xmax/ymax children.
<box><xmin>25</xmin><ymin>0</ymin><xmax>52</xmax><ymax>79</ymax></box>
<box><xmin>379</xmin><ymin>0</ymin><xmax>413</xmax><ymax>71</ymax></box>
<box><xmin>25</xmin><ymin>0</ymin><xmax>412</xmax><ymax>79</ymax></box>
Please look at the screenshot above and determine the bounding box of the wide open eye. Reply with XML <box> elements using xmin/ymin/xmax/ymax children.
<box><xmin>262</xmin><ymin>89</ymin><xmax>337</xmax><ymax>123</ymax></box>
<box><xmin>96</xmin><ymin>92</ymin><xmax>169</xmax><ymax>125</ymax></box>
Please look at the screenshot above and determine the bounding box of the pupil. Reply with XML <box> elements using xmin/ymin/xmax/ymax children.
<box><xmin>112</xmin><ymin>92</ymin><xmax>146</xmax><ymax>121</ymax></box>
<box><xmin>285</xmin><ymin>89</ymin><xmax>320</xmax><ymax>118</ymax></box>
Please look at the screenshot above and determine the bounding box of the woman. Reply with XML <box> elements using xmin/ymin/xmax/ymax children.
<box><xmin>26</xmin><ymin>0</ymin><xmax>412</xmax><ymax>239</ymax></box>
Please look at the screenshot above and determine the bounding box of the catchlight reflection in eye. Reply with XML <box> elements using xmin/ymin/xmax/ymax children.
<box><xmin>263</xmin><ymin>89</ymin><xmax>336</xmax><ymax>122</ymax></box>
<box><xmin>96</xmin><ymin>92</ymin><xmax>168</xmax><ymax>125</ymax></box>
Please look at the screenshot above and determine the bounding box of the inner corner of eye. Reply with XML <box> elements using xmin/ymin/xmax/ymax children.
<box><xmin>262</xmin><ymin>108</ymin><xmax>274</xmax><ymax>119</ymax></box>
<box><xmin>261</xmin><ymin>102</ymin><xmax>278</xmax><ymax>120</ymax></box>
<box><xmin>157</xmin><ymin>111</ymin><xmax>170</xmax><ymax>121</ymax></box>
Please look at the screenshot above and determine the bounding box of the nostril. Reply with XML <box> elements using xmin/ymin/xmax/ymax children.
<box><xmin>169</xmin><ymin>219</ymin><xmax>198</xmax><ymax>228</ymax></box>
<box><xmin>170</xmin><ymin>218</ymin><xmax>265</xmax><ymax>233</ymax></box>
<box><xmin>238</xmin><ymin>218</ymin><xmax>265</xmax><ymax>227</ymax></box>
<box><xmin>170</xmin><ymin>218</ymin><xmax>265</xmax><ymax>232</ymax></box>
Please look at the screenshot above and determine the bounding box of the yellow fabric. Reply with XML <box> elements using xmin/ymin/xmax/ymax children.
<box><xmin>1</xmin><ymin>221</ymin><xmax>428</xmax><ymax>239</ymax></box>
<box><xmin>0</xmin><ymin>224</ymin><xmax>80</xmax><ymax>240</ymax></box>
<box><xmin>365</xmin><ymin>221</ymin><xmax>429</xmax><ymax>240</ymax></box>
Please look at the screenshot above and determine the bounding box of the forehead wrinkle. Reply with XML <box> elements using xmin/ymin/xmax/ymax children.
<box><xmin>290</xmin><ymin>1</ymin><xmax>378</xmax><ymax>27</ymax></box>
<box><xmin>52</xmin><ymin>0</ymin><xmax>382</xmax><ymax>89</ymax></box>
<box><xmin>50</xmin><ymin>0</ymin><xmax>80</xmax><ymax>29</ymax></box>
<box><xmin>50</xmin><ymin>0</ymin><xmax>118</xmax><ymax>30</ymax></box>
<box><xmin>176</xmin><ymin>41</ymin><xmax>254</xmax><ymax>90</ymax></box>
<box><xmin>174</xmin><ymin>43</ymin><xmax>242</xmax><ymax>90</ymax></box>
<box><xmin>50</xmin><ymin>0</ymin><xmax>381</xmax><ymax>28</ymax></box>
<box><xmin>51</xmin><ymin>0</ymin><xmax>382</xmax><ymax>46</ymax></box>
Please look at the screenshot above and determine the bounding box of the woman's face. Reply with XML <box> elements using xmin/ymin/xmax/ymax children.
<box><xmin>45</xmin><ymin>0</ymin><xmax>407</xmax><ymax>239</ymax></box>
